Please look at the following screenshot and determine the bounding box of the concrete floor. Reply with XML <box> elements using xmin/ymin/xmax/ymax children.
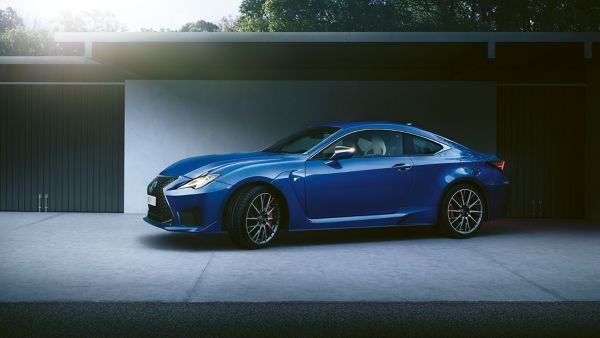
<box><xmin>0</xmin><ymin>212</ymin><xmax>599</xmax><ymax>302</ymax></box>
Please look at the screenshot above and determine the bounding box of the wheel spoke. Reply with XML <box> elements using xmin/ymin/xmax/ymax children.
<box><xmin>469</xmin><ymin>200</ymin><xmax>481</xmax><ymax>208</ymax></box>
<box><xmin>467</xmin><ymin>214</ymin><xmax>478</xmax><ymax>225</ymax></box>
<box><xmin>251</xmin><ymin>202</ymin><xmax>261</xmax><ymax>215</ymax></box>
<box><xmin>250</xmin><ymin>228</ymin><xmax>261</xmax><ymax>241</ymax></box>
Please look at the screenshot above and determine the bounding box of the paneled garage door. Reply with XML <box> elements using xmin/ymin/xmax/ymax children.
<box><xmin>497</xmin><ymin>85</ymin><xmax>585</xmax><ymax>218</ymax></box>
<box><xmin>0</xmin><ymin>84</ymin><xmax>124</xmax><ymax>212</ymax></box>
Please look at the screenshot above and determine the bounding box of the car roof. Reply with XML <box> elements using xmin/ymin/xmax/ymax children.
<box><xmin>318</xmin><ymin>121</ymin><xmax>399</xmax><ymax>128</ymax></box>
<box><xmin>317</xmin><ymin>121</ymin><xmax>429</xmax><ymax>136</ymax></box>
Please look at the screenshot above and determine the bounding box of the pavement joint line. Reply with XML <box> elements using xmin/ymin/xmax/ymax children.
<box><xmin>7</xmin><ymin>213</ymin><xmax>65</xmax><ymax>231</ymax></box>
<box><xmin>466</xmin><ymin>245</ymin><xmax>568</xmax><ymax>301</ymax></box>
<box><xmin>184</xmin><ymin>252</ymin><xmax>215</xmax><ymax>301</ymax></box>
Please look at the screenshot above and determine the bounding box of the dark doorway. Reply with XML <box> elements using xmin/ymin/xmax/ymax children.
<box><xmin>0</xmin><ymin>84</ymin><xmax>124</xmax><ymax>212</ymax></box>
<box><xmin>497</xmin><ymin>85</ymin><xmax>585</xmax><ymax>218</ymax></box>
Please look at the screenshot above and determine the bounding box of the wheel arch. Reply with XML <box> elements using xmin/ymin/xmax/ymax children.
<box><xmin>221</xmin><ymin>180</ymin><xmax>290</xmax><ymax>231</ymax></box>
<box><xmin>438</xmin><ymin>178</ymin><xmax>489</xmax><ymax>222</ymax></box>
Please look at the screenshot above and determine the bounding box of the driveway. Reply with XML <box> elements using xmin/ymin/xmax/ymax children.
<box><xmin>0</xmin><ymin>212</ymin><xmax>599</xmax><ymax>302</ymax></box>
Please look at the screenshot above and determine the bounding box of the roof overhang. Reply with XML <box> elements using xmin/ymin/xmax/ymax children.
<box><xmin>2</xmin><ymin>32</ymin><xmax>599</xmax><ymax>82</ymax></box>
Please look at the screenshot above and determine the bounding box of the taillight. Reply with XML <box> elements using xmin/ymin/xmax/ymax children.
<box><xmin>488</xmin><ymin>160</ymin><xmax>505</xmax><ymax>171</ymax></box>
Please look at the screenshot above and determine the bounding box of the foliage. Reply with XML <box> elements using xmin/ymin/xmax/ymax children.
<box><xmin>180</xmin><ymin>19</ymin><xmax>220</xmax><ymax>32</ymax></box>
<box><xmin>55</xmin><ymin>10</ymin><xmax>126</xmax><ymax>32</ymax></box>
<box><xmin>0</xmin><ymin>26</ymin><xmax>53</xmax><ymax>55</ymax></box>
<box><xmin>218</xmin><ymin>15</ymin><xmax>240</xmax><ymax>32</ymax></box>
<box><xmin>237</xmin><ymin>0</ymin><xmax>600</xmax><ymax>32</ymax></box>
<box><xmin>1</xmin><ymin>7</ymin><xmax>54</xmax><ymax>55</ymax></box>
<box><xmin>1</xmin><ymin>7</ymin><xmax>128</xmax><ymax>55</ymax></box>
<box><xmin>0</xmin><ymin>7</ymin><xmax>22</xmax><ymax>32</ymax></box>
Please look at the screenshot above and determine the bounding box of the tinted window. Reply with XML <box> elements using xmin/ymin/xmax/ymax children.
<box><xmin>262</xmin><ymin>126</ymin><xmax>340</xmax><ymax>154</ymax></box>
<box><xmin>315</xmin><ymin>130</ymin><xmax>405</xmax><ymax>159</ymax></box>
<box><xmin>404</xmin><ymin>134</ymin><xmax>443</xmax><ymax>155</ymax></box>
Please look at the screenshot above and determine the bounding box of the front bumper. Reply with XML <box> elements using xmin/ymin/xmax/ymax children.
<box><xmin>143</xmin><ymin>177</ymin><xmax>231</xmax><ymax>234</ymax></box>
<box><xmin>143</xmin><ymin>216</ymin><xmax>220</xmax><ymax>233</ymax></box>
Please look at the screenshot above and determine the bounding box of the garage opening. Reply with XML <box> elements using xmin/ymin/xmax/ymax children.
<box><xmin>497</xmin><ymin>85</ymin><xmax>585</xmax><ymax>218</ymax></box>
<box><xmin>0</xmin><ymin>84</ymin><xmax>124</xmax><ymax>212</ymax></box>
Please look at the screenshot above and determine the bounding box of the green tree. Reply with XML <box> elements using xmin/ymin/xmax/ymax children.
<box><xmin>55</xmin><ymin>10</ymin><xmax>126</xmax><ymax>32</ymax></box>
<box><xmin>180</xmin><ymin>20</ymin><xmax>219</xmax><ymax>32</ymax></box>
<box><xmin>0</xmin><ymin>26</ymin><xmax>53</xmax><ymax>55</ymax></box>
<box><xmin>237</xmin><ymin>0</ymin><xmax>270</xmax><ymax>31</ymax></box>
<box><xmin>218</xmin><ymin>15</ymin><xmax>240</xmax><ymax>32</ymax></box>
<box><xmin>237</xmin><ymin>0</ymin><xmax>600</xmax><ymax>32</ymax></box>
<box><xmin>0</xmin><ymin>7</ymin><xmax>22</xmax><ymax>32</ymax></box>
<box><xmin>0</xmin><ymin>7</ymin><xmax>53</xmax><ymax>55</ymax></box>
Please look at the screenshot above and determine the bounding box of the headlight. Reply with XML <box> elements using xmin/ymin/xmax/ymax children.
<box><xmin>178</xmin><ymin>173</ymin><xmax>220</xmax><ymax>190</ymax></box>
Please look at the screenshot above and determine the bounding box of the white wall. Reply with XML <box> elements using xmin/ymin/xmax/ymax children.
<box><xmin>124</xmin><ymin>80</ymin><xmax>496</xmax><ymax>213</ymax></box>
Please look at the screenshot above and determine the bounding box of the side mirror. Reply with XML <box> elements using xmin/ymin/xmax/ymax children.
<box><xmin>329</xmin><ymin>146</ymin><xmax>355</xmax><ymax>161</ymax></box>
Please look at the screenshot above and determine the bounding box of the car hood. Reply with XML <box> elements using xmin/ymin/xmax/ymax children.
<box><xmin>160</xmin><ymin>152</ymin><xmax>294</xmax><ymax>178</ymax></box>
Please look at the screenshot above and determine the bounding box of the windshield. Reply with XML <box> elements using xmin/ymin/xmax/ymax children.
<box><xmin>262</xmin><ymin>126</ymin><xmax>340</xmax><ymax>154</ymax></box>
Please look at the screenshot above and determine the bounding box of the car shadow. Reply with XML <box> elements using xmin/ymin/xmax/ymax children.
<box><xmin>139</xmin><ymin>232</ymin><xmax>236</xmax><ymax>252</ymax></box>
<box><xmin>139</xmin><ymin>222</ymin><xmax>511</xmax><ymax>252</ymax></box>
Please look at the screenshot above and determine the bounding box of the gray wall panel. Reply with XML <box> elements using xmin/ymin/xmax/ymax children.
<box><xmin>0</xmin><ymin>84</ymin><xmax>124</xmax><ymax>212</ymax></box>
<box><xmin>124</xmin><ymin>80</ymin><xmax>496</xmax><ymax>213</ymax></box>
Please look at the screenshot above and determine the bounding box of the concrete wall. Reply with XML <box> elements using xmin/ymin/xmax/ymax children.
<box><xmin>586</xmin><ymin>66</ymin><xmax>600</xmax><ymax>222</ymax></box>
<box><xmin>124</xmin><ymin>80</ymin><xmax>496</xmax><ymax>213</ymax></box>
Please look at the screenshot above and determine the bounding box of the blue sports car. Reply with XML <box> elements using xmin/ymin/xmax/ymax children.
<box><xmin>144</xmin><ymin>121</ymin><xmax>509</xmax><ymax>249</ymax></box>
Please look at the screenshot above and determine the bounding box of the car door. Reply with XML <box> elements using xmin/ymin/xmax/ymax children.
<box><xmin>305</xmin><ymin>130</ymin><xmax>414</xmax><ymax>219</ymax></box>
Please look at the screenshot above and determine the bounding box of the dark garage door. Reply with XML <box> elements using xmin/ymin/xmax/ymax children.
<box><xmin>0</xmin><ymin>84</ymin><xmax>124</xmax><ymax>212</ymax></box>
<box><xmin>497</xmin><ymin>85</ymin><xmax>585</xmax><ymax>218</ymax></box>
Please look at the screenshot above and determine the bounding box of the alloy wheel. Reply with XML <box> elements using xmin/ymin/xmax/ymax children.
<box><xmin>245</xmin><ymin>192</ymin><xmax>280</xmax><ymax>245</ymax></box>
<box><xmin>447</xmin><ymin>188</ymin><xmax>483</xmax><ymax>235</ymax></box>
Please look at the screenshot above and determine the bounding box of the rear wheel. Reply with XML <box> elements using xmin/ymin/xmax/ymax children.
<box><xmin>226</xmin><ymin>186</ymin><xmax>282</xmax><ymax>249</ymax></box>
<box><xmin>439</xmin><ymin>184</ymin><xmax>485</xmax><ymax>238</ymax></box>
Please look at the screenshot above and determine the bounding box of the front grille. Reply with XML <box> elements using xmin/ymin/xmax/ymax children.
<box><xmin>147</xmin><ymin>176</ymin><xmax>178</xmax><ymax>224</ymax></box>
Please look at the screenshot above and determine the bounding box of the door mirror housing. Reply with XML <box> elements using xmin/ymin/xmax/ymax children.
<box><xmin>329</xmin><ymin>146</ymin><xmax>355</xmax><ymax>161</ymax></box>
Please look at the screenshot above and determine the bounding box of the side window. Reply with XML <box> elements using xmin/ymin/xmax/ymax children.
<box><xmin>314</xmin><ymin>130</ymin><xmax>405</xmax><ymax>159</ymax></box>
<box><xmin>403</xmin><ymin>134</ymin><xmax>443</xmax><ymax>155</ymax></box>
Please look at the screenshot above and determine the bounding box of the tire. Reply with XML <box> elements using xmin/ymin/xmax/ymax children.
<box><xmin>439</xmin><ymin>184</ymin><xmax>485</xmax><ymax>238</ymax></box>
<box><xmin>225</xmin><ymin>185</ymin><xmax>282</xmax><ymax>249</ymax></box>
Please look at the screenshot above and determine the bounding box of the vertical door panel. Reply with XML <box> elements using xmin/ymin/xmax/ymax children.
<box><xmin>497</xmin><ymin>85</ymin><xmax>584</xmax><ymax>218</ymax></box>
<box><xmin>0</xmin><ymin>84</ymin><xmax>124</xmax><ymax>212</ymax></box>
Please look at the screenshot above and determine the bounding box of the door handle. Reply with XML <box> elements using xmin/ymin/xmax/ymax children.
<box><xmin>393</xmin><ymin>163</ymin><xmax>412</xmax><ymax>171</ymax></box>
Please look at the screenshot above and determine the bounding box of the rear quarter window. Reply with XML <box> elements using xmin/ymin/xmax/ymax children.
<box><xmin>404</xmin><ymin>134</ymin><xmax>443</xmax><ymax>155</ymax></box>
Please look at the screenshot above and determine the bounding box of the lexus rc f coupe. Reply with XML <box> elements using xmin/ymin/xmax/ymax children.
<box><xmin>144</xmin><ymin>122</ymin><xmax>509</xmax><ymax>249</ymax></box>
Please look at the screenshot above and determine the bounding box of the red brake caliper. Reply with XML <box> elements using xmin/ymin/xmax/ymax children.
<box><xmin>267</xmin><ymin>200</ymin><xmax>273</xmax><ymax>225</ymax></box>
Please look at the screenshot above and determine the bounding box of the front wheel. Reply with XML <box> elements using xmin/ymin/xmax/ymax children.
<box><xmin>439</xmin><ymin>184</ymin><xmax>485</xmax><ymax>238</ymax></box>
<box><xmin>226</xmin><ymin>186</ymin><xmax>282</xmax><ymax>249</ymax></box>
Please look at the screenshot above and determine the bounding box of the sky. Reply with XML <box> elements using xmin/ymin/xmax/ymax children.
<box><xmin>0</xmin><ymin>0</ymin><xmax>242</xmax><ymax>31</ymax></box>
